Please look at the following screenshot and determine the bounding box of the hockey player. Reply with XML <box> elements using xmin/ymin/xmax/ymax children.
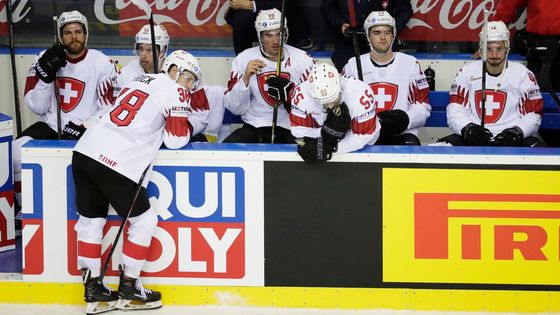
<box><xmin>290</xmin><ymin>63</ymin><xmax>380</xmax><ymax>163</ymax></box>
<box><xmin>343</xmin><ymin>11</ymin><xmax>431</xmax><ymax>146</ymax></box>
<box><xmin>438</xmin><ymin>21</ymin><xmax>545</xmax><ymax>147</ymax></box>
<box><xmin>13</xmin><ymin>10</ymin><xmax>117</xmax><ymax>231</ymax></box>
<box><xmin>224</xmin><ymin>8</ymin><xmax>315</xmax><ymax>143</ymax></box>
<box><xmin>113</xmin><ymin>23</ymin><xmax>169</xmax><ymax>96</ymax></box>
<box><xmin>72</xmin><ymin>50</ymin><xmax>198</xmax><ymax>314</ymax></box>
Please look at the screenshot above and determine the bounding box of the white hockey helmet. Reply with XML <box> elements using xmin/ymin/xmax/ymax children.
<box><xmin>162</xmin><ymin>50</ymin><xmax>199</xmax><ymax>83</ymax></box>
<box><xmin>134</xmin><ymin>24</ymin><xmax>170</xmax><ymax>58</ymax></box>
<box><xmin>255</xmin><ymin>9</ymin><xmax>289</xmax><ymax>48</ymax></box>
<box><xmin>308</xmin><ymin>63</ymin><xmax>341</xmax><ymax>106</ymax></box>
<box><xmin>480</xmin><ymin>21</ymin><xmax>510</xmax><ymax>48</ymax></box>
<box><xmin>181</xmin><ymin>51</ymin><xmax>202</xmax><ymax>90</ymax></box>
<box><xmin>363</xmin><ymin>11</ymin><xmax>396</xmax><ymax>54</ymax></box>
<box><xmin>57</xmin><ymin>10</ymin><xmax>88</xmax><ymax>45</ymax></box>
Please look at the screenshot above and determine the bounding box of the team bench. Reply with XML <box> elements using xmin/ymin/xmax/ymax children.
<box><xmin>223</xmin><ymin>92</ymin><xmax>560</xmax><ymax>130</ymax></box>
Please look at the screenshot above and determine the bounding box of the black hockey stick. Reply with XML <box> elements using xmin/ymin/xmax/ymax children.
<box><xmin>347</xmin><ymin>0</ymin><xmax>363</xmax><ymax>80</ymax></box>
<box><xmin>148</xmin><ymin>12</ymin><xmax>159</xmax><ymax>74</ymax></box>
<box><xmin>271</xmin><ymin>0</ymin><xmax>286</xmax><ymax>144</ymax></box>
<box><xmin>480</xmin><ymin>10</ymin><xmax>489</xmax><ymax>129</ymax></box>
<box><xmin>53</xmin><ymin>15</ymin><xmax>62</xmax><ymax>140</ymax></box>
<box><xmin>7</xmin><ymin>0</ymin><xmax>22</xmax><ymax>135</ymax></box>
<box><xmin>98</xmin><ymin>166</ymin><xmax>149</xmax><ymax>282</ymax></box>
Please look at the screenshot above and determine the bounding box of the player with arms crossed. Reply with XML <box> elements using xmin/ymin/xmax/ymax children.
<box><xmin>290</xmin><ymin>63</ymin><xmax>380</xmax><ymax>163</ymax></box>
<box><xmin>71</xmin><ymin>50</ymin><xmax>198</xmax><ymax>314</ymax></box>
<box><xmin>343</xmin><ymin>11</ymin><xmax>430</xmax><ymax>145</ymax></box>
<box><xmin>224</xmin><ymin>8</ymin><xmax>315</xmax><ymax>143</ymax></box>
<box><xmin>438</xmin><ymin>21</ymin><xmax>545</xmax><ymax>147</ymax></box>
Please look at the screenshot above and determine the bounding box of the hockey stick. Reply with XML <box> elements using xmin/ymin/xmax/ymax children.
<box><xmin>347</xmin><ymin>0</ymin><xmax>363</xmax><ymax>80</ymax></box>
<box><xmin>271</xmin><ymin>0</ymin><xmax>286</xmax><ymax>144</ymax></box>
<box><xmin>98</xmin><ymin>166</ymin><xmax>149</xmax><ymax>282</ymax></box>
<box><xmin>53</xmin><ymin>15</ymin><xmax>62</xmax><ymax>139</ymax></box>
<box><xmin>480</xmin><ymin>9</ymin><xmax>489</xmax><ymax>129</ymax></box>
<box><xmin>7</xmin><ymin>0</ymin><xmax>22</xmax><ymax>135</ymax></box>
<box><xmin>148</xmin><ymin>13</ymin><xmax>159</xmax><ymax>74</ymax></box>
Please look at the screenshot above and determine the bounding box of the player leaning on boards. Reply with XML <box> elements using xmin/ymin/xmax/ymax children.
<box><xmin>343</xmin><ymin>11</ymin><xmax>431</xmax><ymax>146</ymax></box>
<box><xmin>72</xmin><ymin>50</ymin><xmax>199</xmax><ymax>314</ymax></box>
<box><xmin>290</xmin><ymin>63</ymin><xmax>380</xmax><ymax>163</ymax></box>
<box><xmin>224</xmin><ymin>8</ymin><xmax>315</xmax><ymax>143</ymax></box>
<box><xmin>13</xmin><ymin>10</ymin><xmax>117</xmax><ymax>231</ymax></box>
<box><xmin>438</xmin><ymin>21</ymin><xmax>546</xmax><ymax>147</ymax></box>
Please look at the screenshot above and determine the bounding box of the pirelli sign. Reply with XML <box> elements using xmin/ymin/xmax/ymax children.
<box><xmin>383</xmin><ymin>168</ymin><xmax>560</xmax><ymax>286</ymax></box>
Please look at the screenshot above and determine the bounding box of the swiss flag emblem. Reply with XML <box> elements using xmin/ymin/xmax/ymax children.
<box><xmin>369</xmin><ymin>82</ymin><xmax>398</xmax><ymax>114</ymax></box>
<box><xmin>57</xmin><ymin>77</ymin><xmax>85</xmax><ymax>113</ymax></box>
<box><xmin>257</xmin><ymin>71</ymin><xmax>290</xmax><ymax>107</ymax></box>
<box><xmin>475</xmin><ymin>90</ymin><xmax>507</xmax><ymax>124</ymax></box>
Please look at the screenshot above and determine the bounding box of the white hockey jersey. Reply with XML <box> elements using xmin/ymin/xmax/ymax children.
<box><xmin>202</xmin><ymin>84</ymin><xmax>226</xmax><ymax>139</ymax></box>
<box><xmin>224</xmin><ymin>45</ymin><xmax>316</xmax><ymax>129</ymax></box>
<box><xmin>74</xmin><ymin>73</ymin><xmax>192</xmax><ymax>182</ymax></box>
<box><xmin>447</xmin><ymin>61</ymin><xmax>543</xmax><ymax>137</ymax></box>
<box><xmin>290</xmin><ymin>76</ymin><xmax>380</xmax><ymax>154</ymax></box>
<box><xmin>24</xmin><ymin>49</ymin><xmax>118</xmax><ymax>131</ymax></box>
<box><xmin>343</xmin><ymin>52</ymin><xmax>431</xmax><ymax>136</ymax></box>
<box><xmin>113</xmin><ymin>58</ymin><xmax>144</xmax><ymax>98</ymax></box>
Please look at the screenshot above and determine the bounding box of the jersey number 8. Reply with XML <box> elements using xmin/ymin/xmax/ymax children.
<box><xmin>110</xmin><ymin>88</ymin><xmax>149</xmax><ymax>126</ymax></box>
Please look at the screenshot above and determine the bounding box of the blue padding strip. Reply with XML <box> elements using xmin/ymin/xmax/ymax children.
<box><xmin>0</xmin><ymin>113</ymin><xmax>12</xmax><ymax>122</ymax></box>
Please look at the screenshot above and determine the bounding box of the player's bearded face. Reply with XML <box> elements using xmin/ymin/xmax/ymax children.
<box><xmin>136</xmin><ymin>44</ymin><xmax>155</xmax><ymax>73</ymax></box>
<box><xmin>61</xmin><ymin>23</ymin><xmax>86</xmax><ymax>55</ymax></box>
<box><xmin>261</xmin><ymin>29</ymin><xmax>282</xmax><ymax>56</ymax></box>
<box><xmin>485</xmin><ymin>42</ymin><xmax>508</xmax><ymax>67</ymax></box>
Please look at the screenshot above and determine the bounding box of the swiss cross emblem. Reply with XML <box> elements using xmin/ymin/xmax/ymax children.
<box><xmin>257</xmin><ymin>71</ymin><xmax>291</xmax><ymax>107</ymax></box>
<box><xmin>369</xmin><ymin>82</ymin><xmax>398</xmax><ymax>113</ymax></box>
<box><xmin>474</xmin><ymin>90</ymin><xmax>507</xmax><ymax>124</ymax></box>
<box><xmin>56</xmin><ymin>77</ymin><xmax>85</xmax><ymax>113</ymax></box>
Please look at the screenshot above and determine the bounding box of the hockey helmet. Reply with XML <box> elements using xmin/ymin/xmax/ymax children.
<box><xmin>363</xmin><ymin>11</ymin><xmax>396</xmax><ymax>55</ymax></box>
<box><xmin>57</xmin><ymin>10</ymin><xmax>89</xmax><ymax>45</ymax></box>
<box><xmin>162</xmin><ymin>50</ymin><xmax>200</xmax><ymax>83</ymax></box>
<box><xmin>255</xmin><ymin>9</ymin><xmax>289</xmax><ymax>48</ymax></box>
<box><xmin>308</xmin><ymin>63</ymin><xmax>341</xmax><ymax>107</ymax></box>
<box><xmin>180</xmin><ymin>51</ymin><xmax>202</xmax><ymax>90</ymax></box>
<box><xmin>480</xmin><ymin>21</ymin><xmax>510</xmax><ymax>47</ymax></box>
<box><xmin>134</xmin><ymin>24</ymin><xmax>170</xmax><ymax>58</ymax></box>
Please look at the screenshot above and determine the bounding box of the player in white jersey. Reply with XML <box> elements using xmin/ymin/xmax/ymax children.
<box><xmin>438</xmin><ymin>21</ymin><xmax>545</xmax><ymax>147</ymax></box>
<box><xmin>224</xmin><ymin>8</ymin><xmax>315</xmax><ymax>143</ymax></box>
<box><xmin>71</xmin><ymin>50</ymin><xmax>197</xmax><ymax>314</ymax></box>
<box><xmin>290</xmin><ymin>63</ymin><xmax>380</xmax><ymax>163</ymax></box>
<box><xmin>114</xmin><ymin>24</ymin><xmax>169</xmax><ymax>97</ymax></box>
<box><xmin>12</xmin><ymin>10</ymin><xmax>117</xmax><ymax>232</ymax></box>
<box><xmin>343</xmin><ymin>11</ymin><xmax>431</xmax><ymax>145</ymax></box>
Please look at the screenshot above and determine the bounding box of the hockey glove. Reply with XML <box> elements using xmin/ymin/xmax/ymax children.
<box><xmin>266</xmin><ymin>76</ymin><xmax>293</xmax><ymax>103</ymax></box>
<box><xmin>377</xmin><ymin>109</ymin><xmax>409</xmax><ymax>137</ymax></box>
<box><xmin>35</xmin><ymin>44</ymin><xmax>67</xmax><ymax>84</ymax></box>
<box><xmin>296</xmin><ymin>137</ymin><xmax>334</xmax><ymax>164</ymax></box>
<box><xmin>62</xmin><ymin>121</ymin><xmax>86</xmax><ymax>140</ymax></box>
<box><xmin>461</xmin><ymin>123</ymin><xmax>493</xmax><ymax>146</ymax></box>
<box><xmin>493</xmin><ymin>126</ymin><xmax>524</xmax><ymax>147</ymax></box>
<box><xmin>321</xmin><ymin>102</ymin><xmax>351</xmax><ymax>147</ymax></box>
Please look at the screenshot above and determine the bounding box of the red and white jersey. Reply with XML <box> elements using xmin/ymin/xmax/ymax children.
<box><xmin>290</xmin><ymin>76</ymin><xmax>380</xmax><ymax>154</ymax></box>
<box><xmin>343</xmin><ymin>52</ymin><xmax>431</xmax><ymax>136</ymax></box>
<box><xmin>188</xmin><ymin>86</ymin><xmax>211</xmax><ymax>135</ymax></box>
<box><xmin>74</xmin><ymin>73</ymin><xmax>192</xmax><ymax>182</ymax></box>
<box><xmin>224</xmin><ymin>45</ymin><xmax>315</xmax><ymax>129</ymax></box>
<box><xmin>203</xmin><ymin>84</ymin><xmax>226</xmax><ymax>138</ymax></box>
<box><xmin>447</xmin><ymin>61</ymin><xmax>543</xmax><ymax>137</ymax></box>
<box><xmin>24</xmin><ymin>49</ymin><xmax>117</xmax><ymax>131</ymax></box>
<box><xmin>114</xmin><ymin>58</ymin><xmax>144</xmax><ymax>98</ymax></box>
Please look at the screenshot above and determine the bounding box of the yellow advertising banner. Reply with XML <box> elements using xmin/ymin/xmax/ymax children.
<box><xmin>383</xmin><ymin>168</ymin><xmax>560</xmax><ymax>285</ymax></box>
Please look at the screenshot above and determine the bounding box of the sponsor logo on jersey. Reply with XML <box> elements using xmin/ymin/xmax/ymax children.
<box><xmin>57</xmin><ymin>77</ymin><xmax>86</xmax><ymax>113</ymax></box>
<box><xmin>21</xmin><ymin>163</ymin><xmax>45</xmax><ymax>275</ymax></box>
<box><xmin>257</xmin><ymin>71</ymin><xmax>291</xmax><ymax>107</ymax></box>
<box><xmin>474</xmin><ymin>90</ymin><xmax>507</xmax><ymax>124</ymax></box>
<box><xmin>368</xmin><ymin>82</ymin><xmax>398</xmax><ymax>113</ymax></box>
<box><xmin>383</xmin><ymin>168</ymin><xmax>560</xmax><ymax>286</ymax></box>
<box><xmin>528</xmin><ymin>88</ymin><xmax>542</xmax><ymax>100</ymax></box>
<box><xmin>66</xmin><ymin>165</ymin><xmax>246</xmax><ymax>279</ymax></box>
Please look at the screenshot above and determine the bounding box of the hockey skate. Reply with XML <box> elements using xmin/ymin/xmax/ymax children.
<box><xmin>116</xmin><ymin>265</ymin><xmax>162</xmax><ymax>311</ymax></box>
<box><xmin>81</xmin><ymin>268</ymin><xmax>118</xmax><ymax>315</ymax></box>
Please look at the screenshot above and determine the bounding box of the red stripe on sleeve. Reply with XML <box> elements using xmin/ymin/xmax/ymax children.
<box><xmin>24</xmin><ymin>75</ymin><xmax>40</xmax><ymax>96</ymax></box>
<box><xmin>165</xmin><ymin>115</ymin><xmax>189</xmax><ymax>137</ymax></box>
<box><xmin>290</xmin><ymin>112</ymin><xmax>320</xmax><ymax>128</ymax></box>
<box><xmin>351</xmin><ymin>117</ymin><xmax>377</xmax><ymax>135</ymax></box>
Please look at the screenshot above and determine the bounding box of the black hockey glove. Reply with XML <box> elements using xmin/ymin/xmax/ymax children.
<box><xmin>321</xmin><ymin>102</ymin><xmax>351</xmax><ymax>147</ymax></box>
<box><xmin>296</xmin><ymin>137</ymin><xmax>334</xmax><ymax>164</ymax></box>
<box><xmin>493</xmin><ymin>126</ymin><xmax>524</xmax><ymax>147</ymax></box>
<box><xmin>35</xmin><ymin>44</ymin><xmax>67</xmax><ymax>84</ymax></box>
<box><xmin>266</xmin><ymin>76</ymin><xmax>293</xmax><ymax>103</ymax></box>
<box><xmin>377</xmin><ymin>109</ymin><xmax>409</xmax><ymax>137</ymax></box>
<box><xmin>461</xmin><ymin>123</ymin><xmax>493</xmax><ymax>146</ymax></box>
<box><xmin>62</xmin><ymin>121</ymin><xmax>86</xmax><ymax>140</ymax></box>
